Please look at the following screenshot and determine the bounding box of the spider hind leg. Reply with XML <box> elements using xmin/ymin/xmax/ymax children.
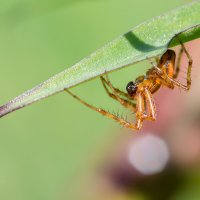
<box><xmin>154</xmin><ymin>42</ymin><xmax>192</xmax><ymax>91</ymax></box>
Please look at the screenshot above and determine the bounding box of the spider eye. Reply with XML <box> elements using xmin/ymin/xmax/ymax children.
<box><xmin>126</xmin><ymin>81</ymin><xmax>137</xmax><ymax>96</ymax></box>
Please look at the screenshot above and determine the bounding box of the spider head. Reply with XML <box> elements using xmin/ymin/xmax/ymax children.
<box><xmin>126</xmin><ymin>81</ymin><xmax>138</xmax><ymax>96</ymax></box>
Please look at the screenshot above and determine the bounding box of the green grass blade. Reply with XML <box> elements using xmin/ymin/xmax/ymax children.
<box><xmin>1</xmin><ymin>1</ymin><xmax>200</xmax><ymax>118</ymax></box>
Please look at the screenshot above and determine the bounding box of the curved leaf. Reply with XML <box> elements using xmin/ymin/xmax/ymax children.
<box><xmin>1</xmin><ymin>1</ymin><xmax>200</xmax><ymax>118</ymax></box>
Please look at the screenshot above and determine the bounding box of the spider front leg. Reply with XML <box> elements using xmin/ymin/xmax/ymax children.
<box><xmin>100</xmin><ymin>75</ymin><xmax>132</xmax><ymax>100</ymax></box>
<box><xmin>143</xmin><ymin>88</ymin><xmax>156</xmax><ymax>121</ymax></box>
<box><xmin>100</xmin><ymin>76</ymin><xmax>136</xmax><ymax>112</ymax></box>
<box><xmin>65</xmin><ymin>89</ymin><xmax>145</xmax><ymax>131</ymax></box>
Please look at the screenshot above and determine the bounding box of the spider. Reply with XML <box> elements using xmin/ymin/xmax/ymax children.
<box><xmin>65</xmin><ymin>41</ymin><xmax>192</xmax><ymax>131</ymax></box>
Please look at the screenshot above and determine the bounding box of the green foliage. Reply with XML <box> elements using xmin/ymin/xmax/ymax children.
<box><xmin>1</xmin><ymin>1</ymin><xmax>200</xmax><ymax>200</ymax></box>
<box><xmin>0</xmin><ymin>1</ymin><xmax>200</xmax><ymax>118</ymax></box>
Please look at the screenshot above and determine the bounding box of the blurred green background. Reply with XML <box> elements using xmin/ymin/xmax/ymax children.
<box><xmin>0</xmin><ymin>0</ymin><xmax>198</xmax><ymax>200</ymax></box>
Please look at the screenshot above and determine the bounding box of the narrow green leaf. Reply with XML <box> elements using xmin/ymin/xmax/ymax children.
<box><xmin>1</xmin><ymin>1</ymin><xmax>200</xmax><ymax>118</ymax></box>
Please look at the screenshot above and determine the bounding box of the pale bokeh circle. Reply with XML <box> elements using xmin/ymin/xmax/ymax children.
<box><xmin>128</xmin><ymin>134</ymin><xmax>170</xmax><ymax>175</ymax></box>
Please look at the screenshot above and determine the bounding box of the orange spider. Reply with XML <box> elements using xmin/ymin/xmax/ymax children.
<box><xmin>65</xmin><ymin>41</ymin><xmax>192</xmax><ymax>131</ymax></box>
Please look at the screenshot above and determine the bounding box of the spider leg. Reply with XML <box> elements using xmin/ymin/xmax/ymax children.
<box><xmin>65</xmin><ymin>89</ymin><xmax>145</xmax><ymax>130</ymax></box>
<box><xmin>173</xmin><ymin>47</ymin><xmax>184</xmax><ymax>79</ymax></box>
<box><xmin>171</xmin><ymin>37</ymin><xmax>193</xmax><ymax>90</ymax></box>
<box><xmin>100</xmin><ymin>76</ymin><xmax>136</xmax><ymax>112</ymax></box>
<box><xmin>143</xmin><ymin>88</ymin><xmax>156</xmax><ymax>121</ymax></box>
<box><xmin>179</xmin><ymin>40</ymin><xmax>193</xmax><ymax>90</ymax></box>
<box><xmin>135</xmin><ymin>92</ymin><xmax>146</xmax><ymax>129</ymax></box>
<box><xmin>100</xmin><ymin>75</ymin><xmax>132</xmax><ymax>100</ymax></box>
